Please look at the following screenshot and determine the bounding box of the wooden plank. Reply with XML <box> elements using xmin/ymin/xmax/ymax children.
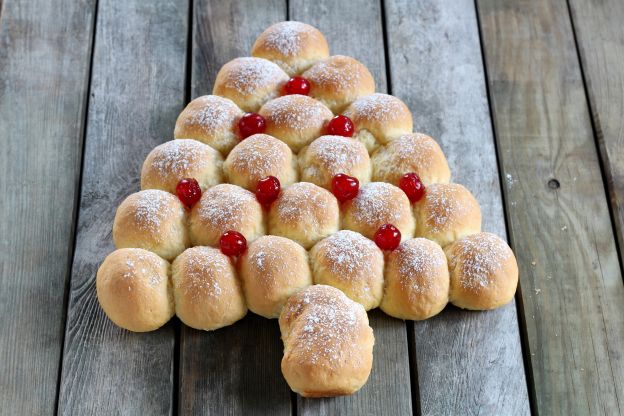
<box><xmin>568</xmin><ymin>0</ymin><xmax>624</xmax><ymax>267</ymax></box>
<box><xmin>477</xmin><ymin>0</ymin><xmax>624</xmax><ymax>413</ymax></box>
<box><xmin>178</xmin><ymin>1</ymin><xmax>292</xmax><ymax>415</ymax></box>
<box><xmin>56</xmin><ymin>1</ymin><xmax>188</xmax><ymax>414</ymax></box>
<box><xmin>289</xmin><ymin>1</ymin><xmax>413</xmax><ymax>415</ymax></box>
<box><xmin>0</xmin><ymin>0</ymin><xmax>95</xmax><ymax>414</ymax></box>
<box><xmin>384</xmin><ymin>1</ymin><xmax>530</xmax><ymax>414</ymax></box>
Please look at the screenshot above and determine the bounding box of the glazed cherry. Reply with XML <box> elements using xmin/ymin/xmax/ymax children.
<box><xmin>374</xmin><ymin>224</ymin><xmax>401</xmax><ymax>251</ymax></box>
<box><xmin>326</xmin><ymin>115</ymin><xmax>355</xmax><ymax>137</ymax></box>
<box><xmin>399</xmin><ymin>172</ymin><xmax>426</xmax><ymax>203</ymax></box>
<box><xmin>283</xmin><ymin>76</ymin><xmax>311</xmax><ymax>96</ymax></box>
<box><xmin>219</xmin><ymin>230</ymin><xmax>247</xmax><ymax>256</ymax></box>
<box><xmin>331</xmin><ymin>173</ymin><xmax>359</xmax><ymax>202</ymax></box>
<box><xmin>256</xmin><ymin>176</ymin><xmax>281</xmax><ymax>207</ymax></box>
<box><xmin>238</xmin><ymin>113</ymin><xmax>266</xmax><ymax>139</ymax></box>
<box><xmin>176</xmin><ymin>178</ymin><xmax>202</xmax><ymax>208</ymax></box>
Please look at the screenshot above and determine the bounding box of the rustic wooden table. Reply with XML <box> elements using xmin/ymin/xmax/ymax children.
<box><xmin>2</xmin><ymin>0</ymin><xmax>623</xmax><ymax>414</ymax></box>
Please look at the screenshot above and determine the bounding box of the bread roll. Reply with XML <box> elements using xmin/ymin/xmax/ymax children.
<box><xmin>343</xmin><ymin>93</ymin><xmax>413</xmax><ymax>152</ymax></box>
<box><xmin>113</xmin><ymin>190</ymin><xmax>188</xmax><ymax>261</ymax></box>
<box><xmin>341</xmin><ymin>182</ymin><xmax>414</xmax><ymax>241</ymax></box>
<box><xmin>445</xmin><ymin>232</ymin><xmax>518</xmax><ymax>310</ymax></box>
<box><xmin>251</xmin><ymin>21</ymin><xmax>330</xmax><ymax>76</ymax></box>
<box><xmin>140</xmin><ymin>139</ymin><xmax>223</xmax><ymax>194</ymax></box>
<box><xmin>279</xmin><ymin>285</ymin><xmax>374</xmax><ymax>397</ymax></box>
<box><xmin>302</xmin><ymin>56</ymin><xmax>375</xmax><ymax>113</ymax></box>
<box><xmin>309</xmin><ymin>230</ymin><xmax>384</xmax><ymax>310</ymax></box>
<box><xmin>189</xmin><ymin>184</ymin><xmax>265</xmax><ymax>246</ymax></box>
<box><xmin>173</xmin><ymin>95</ymin><xmax>244</xmax><ymax>155</ymax></box>
<box><xmin>96</xmin><ymin>248</ymin><xmax>173</xmax><ymax>332</ymax></box>
<box><xmin>268</xmin><ymin>182</ymin><xmax>340</xmax><ymax>249</ymax></box>
<box><xmin>172</xmin><ymin>246</ymin><xmax>247</xmax><ymax>330</ymax></box>
<box><xmin>380</xmin><ymin>238</ymin><xmax>449</xmax><ymax>320</ymax></box>
<box><xmin>258</xmin><ymin>95</ymin><xmax>333</xmax><ymax>153</ymax></box>
<box><xmin>213</xmin><ymin>57</ymin><xmax>289</xmax><ymax>112</ymax></box>
<box><xmin>371</xmin><ymin>133</ymin><xmax>451</xmax><ymax>186</ymax></box>
<box><xmin>238</xmin><ymin>235</ymin><xmax>312</xmax><ymax>318</ymax></box>
<box><xmin>412</xmin><ymin>183</ymin><xmax>481</xmax><ymax>247</ymax></box>
<box><xmin>298</xmin><ymin>135</ymin><xmax>371</xmax><ymax>190</ymax></box>
<box><xmin>223</xmin><ymin>133</ymin><xmax>297</xmax><ymax>191</ymax></box>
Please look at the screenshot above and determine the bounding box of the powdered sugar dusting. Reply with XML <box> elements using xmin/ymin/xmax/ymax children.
<box><xmin>228</xmin><ymin>134</ymin><xmax>289</xmax><ymax>178</ymax></box>
<box><xmin>348</xmin><ymin>182</ymin><xmax>405</xmax><ymax>226</ymax></box>
<box><xmin>276</xmin><ymin>182</ymin><xmax>336</xmax><ymax>225</ymax></box>
<box><xmin>421</xmin><ymin>184</ymin><xmax>471</xmax><ymax>232</ymax></box>
<box><xmin>220</xmin><ymin>57</ymin><xmax>287</xmax><ymax>96</ymax></box>
<box><xmin>306</xmin><ymin>136</ymin><xmax>367</xmax><ymax>172</ymax></box>
<box><xmin>197</xmin><ymin>184</ymin><xmax>257</xmax><ymax>228</ymax></box>
<box><xmin>149</xmin><ymin>139</ymin><xmax>210</xmax><ymax>178</ymax></box>
<box><xmin>316</xmin><ymin>230</ymin><xmax>378</xmax><ymax>278</ymax></box>
<box><xmin>261</xmin><ymin>21</ymin><xmax>314</xmax><ymax>57</ymax></box>
<box><xmin>262</xmin><ymin>95</ymin><xmax>331</xmax><ymax>131</ymax></box>
<box><xmin>130</xmin><ymin>190</ymin><xmax>177</xmax><ymax>232</ymax></box>
<box><xmin>347</xmin><ymin>93</ymin><xmax>407</xmax><ymax>123</ymax></box>
<box><xmin>119</xmin><ymin>249</ymin><xmax>164</xmax><ymax>289</ymax></box>
<box><xmin>176</xmin><ymin>247</ymin><xmax>233</xmax><ymax>301</ymax></box>
<box><xmin>395</xmin><ymin>239</ymin><xmax>445</xmax><ymax>295</ymax></box>
<box><xmin>186</xmin><ymin>96</ymin><xmax>239</xmax><ymax>134</ymax></box>
<box><xmin>384</xmin><ymin>133</ymin><xmax>438</xmax><ymax>169</ymax></box>
<box><xmin>453</xmin><ymin>233</ymin><xmax>512</xmax><ymax>289</ymax></box>
<box><xmin>305</xmin><ymin>56</ymin><xmax>364</xmax><ymax>91</ymax></box>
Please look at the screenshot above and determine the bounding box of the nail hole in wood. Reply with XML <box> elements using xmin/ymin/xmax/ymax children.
<box><xmin>548</xmin><ymin>179</ymin><xmax>560</xmax><ymax>189</ymax></box>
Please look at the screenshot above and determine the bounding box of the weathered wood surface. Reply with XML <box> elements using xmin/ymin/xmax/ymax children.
<box><xmin>0</xmin><ymin>0</ymin><xmax>95</xmax><ymax>414</ymax></box>
<box><xmin>57</xmin><ymin>1</ymin><xmax>188</xmax><ymax>414</ymax></box>
<box><xmin>384</xmin><ymin>1</ymin><xmax>530</xmax><ymax>414</ymax></box>
<box><xmin>178</xmin><ymin>1</ymin><xmax>292</xmax><ymax>415</ymax></box>
<box><xmin>290</xmin><ymin>1</ymin><xmax>413</xmax><ymax>415</ymax></box>
<box><xmin>477</xmin><ymin>0</ymin><xmax>624</xmax><ymax>414</ymax></box>
<box><xmin>568</xmin><ymin>0</ymin><xmax>624</xmax><ymax>267</ymax></box>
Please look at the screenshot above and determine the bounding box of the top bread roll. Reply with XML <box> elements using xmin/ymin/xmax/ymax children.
<box><xmin>174</xmin><ymin>95</ymin><xmax>244</xmax><ymax>155</ymax></box>
<box><xmin>302</xmin><ymin>56</ymin><xmax>375</xmax><ymax>113</ymax></box>
<box><xmin>343</xmin><ymin>93</ymin><xmax>413</xmax><ymax>152</ymax></box>
<box><xmin>140</xmin><ymin>139</ymin><xmax>223</xmax><ymax>194</ymax></box>
<box><xmin>251</xmin><ymin>21</ymin><xmax>330</xmax><ymax>76</ymax></box>
<box><xmin>213</xmin><ymin>57</ymin><xmax>289</xmax><ymax>112</ymax></box>
<box><xmin>258</xmin><ymin>94</ymin><xmax>333</xmax><ymax>153</ymax></box>
<box><xmin>371</xmin><ymin>133</ymin><xmax>451</xmax><ymax>186</ymax></box>
<box><xmin>412</xmin><ymin>183</ymin><xmax>481</xmax><ymax>247</ymax></box>
<box><xmin>96</xmin><ymin>248</ymin><xmax>174</xmax><ymax>332</ymax></box>
<box><xmin>445</xmin><ymin>232</ymin><xmax>518</xmax><ymax>310</ymax></box>
<box><xmin>279</xmin><ymin>285</ymin><xmax>374</xmax><ymax>397</ymax></box>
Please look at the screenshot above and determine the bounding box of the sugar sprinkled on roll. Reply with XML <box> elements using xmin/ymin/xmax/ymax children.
<box><xmin>96</xmin><ymin>248</ymin><xmax>174</xmax><ymax>332</ymax></box>
<box><xmin>279</xmin><ymin>285</ymin><xmax>374</xmax><ymax>397</ymax></box>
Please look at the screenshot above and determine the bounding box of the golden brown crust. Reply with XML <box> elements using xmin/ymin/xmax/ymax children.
<box><xmin>173</xmin><ymin>95</ymin><xmax>244</xmax><ymax>155</ymax></box>
<box><xmin>309</xmin><ymin>230</ymin><xmax>384</xmax><ymax>310</ymax></box>
<box><xmin>268</xmin><ymin>182</ymin><xmax>340</xmax><ymax>249</ymax></box>
<box><xmin>96</xmin><ymin>248</ymin><xmax>174</xmax><ymax>332</ymax></box>
<box><xmin>371</xmin><ymin>133</ymin><xmax>451</xmax><ymax>186</ymax></box>
<box><xmin>259</xmin><ymin>95</ymin><xmax>333</xmax><ymax>153</ymax></box>
<box><xmin>238</xmin><ymin>235</ymin><xmax>312</xmax><ymax>318</ymax></box>
<box><xmin>341</xmin><ymin>182</ymin><xmax>415</xmax><ymax>241</ymax></box>
<box><xmin>298</xmin><ymin>135</ymin><xmax>371</xmax><ymax>190</ymax></box>
<box><xmin>251</xmin><ymin>21</ymin><xmax>329</xmax><ymax>76</ymax></box>
<box><xmin>172</xmin><ymin>246</ymin><xmax>247</xmax><ymax>330</ymax></box>
<box><xmin>213</xmin><ymin>57</ymin><xmax>290</xmax><ymax>112</ymax></box>
<box><xmin>140</xmin><ymin>139</ymin><xmax>223</xmax><ymax>194</ymax></box>
<box><xmin>412</xmin><ymin>183</ymin><xmax>481</xmax><ymax>247</ymax></box>
<box><xmin>279</xmin><ymin>285</ymin><xmax>374</xmax><ymax>397</ymax></box>
<box><xmin>302</xmin><ymin>56</ymin><xmax>375</xmax><ymax>113</ymax></box>
<box><xmin>380</xmin><ymin>238</ymin><xmax>449</xmax><ymax>320</ymax></box>
<box><xmin>445</xmin><ymin>232</ymin><xmax>518</xmax><ymax>310</ymax></box>
<box><xmin>189</xmin><ymin>184</ymin><xmax>265</xmax><ymax>247</ymax></box>
<box><xmin>343</xmin><ymin>93</ymin><xmax>413</xmax><ymax>152</ymax></box>
<box><xmin>112</xmin><ymin>190</ymin><xmax>188</xmax><ymax>261</ymax></box>
<box><xmin>223</xmin><ymin>133</ymin><xmax>297</xmax><ymax>191</ymax></box>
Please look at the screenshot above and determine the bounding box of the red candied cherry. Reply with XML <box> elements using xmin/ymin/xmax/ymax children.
<box><xmin>176</xmin><ymin>178</ymin><xmax>202</xmax><ymax>208</ymax></box>
<box><xmin>331</xmin><ymin>173</ymin><xmax>359</xmax><ymax>203</ymax></box>
<box><xmin>374</xmin><ymin>224</ymin><xmax>401</xmax><ymax>251</ymax></box>
<box><xmin>219</xmin><ymin>230</ymin><xmax>247</xmax><ymax>256</ymax></box>
<box><xmin>326</xmin><ymin>115</ymin><xmax>355</xmax><ymax>137</ymax></box>
<box><xmin>399</xmin><ymin>172</ymin><xmax>426</xmax><ymax>203</ymax></box>
<box><xmin>238</xmin><ymin>113</ymin><xmax>266</xmax><ymax>139</ymax></box>
<box><xmin>256</xmin><ymin>175</ymin><xmax>281</xmax><ymax>207</ymax></box>
<box><xmin>283</xmin><ymin>76</ymin><xmax>311</xmax><ymax>96</ymax></box>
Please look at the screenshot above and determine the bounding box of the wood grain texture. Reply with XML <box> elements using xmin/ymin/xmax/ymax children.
<box><xmin>289</xmin><ymin>1</ymin><xmax>412</xmax><ymax>415</ymax></box>
<box><xmin>477</xmin><ymin>0</ymin><xmax>624</xmax><ymax>414</ymax></box>
<box><xmin>57</xmin><ymin>1</ymin><xmax>188</xmax><ymax>414</ymax></box>
<box><xmin>178</xmin><ymin>1</ymin><xmax>292</xmax><ymax>415</ymax></box>
<box><xmin>568</xmin><ymin>0</ymin><xmax>624</xmax><ymax>267</ymax></box>
<box><xmin>384</xmin><ymin>1</ymin><xmax>530</xmax><ymax>414</ymax></box>
<box><xmin>0</xmin><ymin>0</ymin><xmax>95</xmax><ymax>413</ymax></box>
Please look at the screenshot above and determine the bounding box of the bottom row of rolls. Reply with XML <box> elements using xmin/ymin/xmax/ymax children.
<box><xmin>96</xmin><ymin>230</ymin><xmax>518</xmax><ymax>396</ymax></box>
